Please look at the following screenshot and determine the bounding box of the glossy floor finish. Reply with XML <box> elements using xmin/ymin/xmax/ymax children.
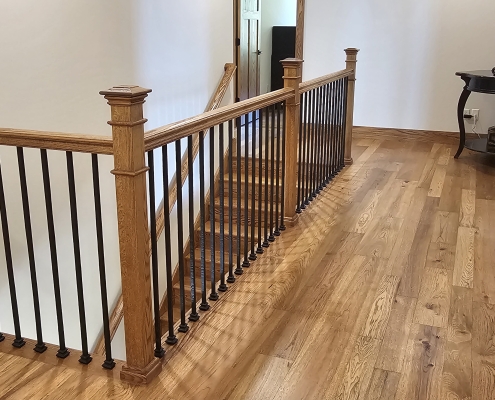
<box><xmin>2</xmin><ymin>129</ymin><xmax>495</xmax><ymax>399</ymax></box>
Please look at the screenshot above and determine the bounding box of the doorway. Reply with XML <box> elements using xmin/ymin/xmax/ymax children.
<box><xmin>235</xmin><ymin>0</ymin><xmax>301</xmax><ymax>101</ymax></box>
<box><xmin>236</xmin><ymin>0</ymin><xmax>262</xmax><ymax>102</ymax></box>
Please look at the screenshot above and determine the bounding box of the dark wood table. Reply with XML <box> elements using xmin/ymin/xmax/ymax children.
<box><xmin>454</xmin><ymin>69</ymin><xmax>495</xmax><ymax>158</ymax></box>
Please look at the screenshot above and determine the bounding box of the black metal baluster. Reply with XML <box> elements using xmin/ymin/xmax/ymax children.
<box><xmin>227</xmin><ymin>120</ymin><xmax>236</xmax><ymax>283</ymax></box>
<box><xmin>301</xmin><ymin>92</ymin><xmax>309</xmax><ymax>209</ymax></box>
<box><xmin>209</xmin><ymin>127</ymin><xmax>219</xmax><ymax>301</ymax></box>
<box><xmin>249</xmin><ymin>111</ymin><xmax>257</xmax><ymax>261</ymax></box>
<box><xmin>242</xmin><ymin>114</ymin><xmax>250</xmax><ymax>268</ymax></box>
<box><xmin>235</xmin><ymin>117</ymin><xmax>244</xmax><ymax>275</ymax></box>
<box><xmin>280</xmin><ymin>102</ymin><xmax>287</xmax><ymax>231</ymax></box>
<box><xmin>337</xmin><ymin>79</ymin><xmax>345</xmax><ymax>171</ymax></box>
<box><xmin>312</xmin><ymin>88</ymin><xmax>319</xmax><ymax>199</ymax></box>
<box><xmin>315</xmin><ymin>87</ymin><xmax>323</xmax><ymax>194</ymax></box>
<box><xmin>66</xmin><ymin>151</ymin><xmax>92</xmax><ymax>364</ymax></box>
<box><xmin>91</xmin><ymin>154</ymin><xmax>117</xmax><ymax>368</ymax></box>
<box><xmin>188</xmin><ymin>135</ymin><xmax>200</xmax><ymax>321</ymax></box>
<box><xmin>148</xmin><ymin>150</ymin><xmax>165</xmax><ymax>356</ymax></box>
<box><xmin>162</xmin><ymin>145</ymin><xmax>179</xmax><ymax>343</ymax></box>
<box><xmin>176</xmin><ymin>140</ymin><xmax>190</xmax><ymax>330</ymax></box>
<box><xmin>296</xmin><ymin>94</ymin><xmax>304</xmax><ymax>214</ymax></box>
<box><xmin>16</xmin><ymin>148</ymin><xmax>44</xmax><ymax>352</ymax></box>
<box><xmin>198</xmin><ymin>131</ymin><xmax>211</xmax><ymax>307</ymax></box>
<box><xmin>218</xmin><ymin>124</ymin><xmax>228</xmax><ymax>292</ymax></box>
<box><xmin>334</xmin><ymin>80</ymin><xmax>342</xmax><ymax>172</ymax></box>
<box><xmin>256</xmin><ymin>109</ymin><xmax>264</xmax><ymax>254</ymax></box>
<box><xmin>274</xmin><ymin>102</ymin><xmax>282</xmax><ymax>235</ymax></box>
<box><xmin>40</xmin><ymin>150</ymin><xmax>69</xmax><ymax>359</ymax></box>
<box><xmin>263</xmin><ymin>106</ymin><xmax>270</xmax><ymax>248</ymax></box>
<box><xmin>331</xmin><ymin>81</ymin><xmax>338</xmax><ymax>178</ymax></box>
<box><xmin>319</xmin><ymin>86</ymin><xmax>326</xmax><ymax>190</ymax></box>
<box><xmin>0</xmin><ymin>160</ymin><xmax>25</xmax><ymax>349</ymax></box>
<box><xmin>305</xmin><ymin>90</ymin><xmax>312</xmax><ymax>205</ymax></box>
<box><xmin>324</xmin><ymin>83</ymin><xmax>332</xmax><ymax>185</ymax></box>
<box><xmin>268</xmin><ymin>105</ymin><xmax>276</xmax><ymax>242</ymax></box>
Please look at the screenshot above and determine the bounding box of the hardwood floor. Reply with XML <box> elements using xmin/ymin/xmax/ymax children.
<box><xmin>2</xmin><ymin>130</ymin><xmax>495</xmax><ymax>399</ymax></box>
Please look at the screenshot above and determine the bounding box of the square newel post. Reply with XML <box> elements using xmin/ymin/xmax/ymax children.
<box><xmin>281</xmin><ymin>58</ymin><xmax>303</xmax><ymax>226</ymax></box>
<box><xmin>344</xmin><ymin>48</ymin><xmax>359</xmax><ymax>165</ymax></box>
<box><xmin>100</xmin><ymin>85</ymin><xmax>162</xmax><ymax>385</ymax></box>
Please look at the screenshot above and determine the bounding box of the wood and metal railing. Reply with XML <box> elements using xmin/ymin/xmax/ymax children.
<box><xmin>0</xmin><ymin>129</ymin><xmax>116</xmax><ymax>371</ymax></box>
<box><xmin>0</xmin><ymin>48</ymin><xmax>358</xmax><ymax>386</ymax></box>
<box><xmin>93</xmin><ymin>62</ymin><xmax>236</xmax><ymax>356</ymax></box>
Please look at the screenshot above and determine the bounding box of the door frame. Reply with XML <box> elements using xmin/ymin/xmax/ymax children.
<box><xmin>233</xmin><ymin>0</ymin><xmax>305</xmax><ymax>102</ymax></box>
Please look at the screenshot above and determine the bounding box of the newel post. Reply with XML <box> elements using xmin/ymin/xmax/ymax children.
<box><xmin>281</xmin><ymin>58</ymin><xmax>303</xmax><ymax>226</ymax></box>
<box><xmin>344</xmin><ymin>48</ymin><xmax>359</xmax><ymax>165</ymax></box>
<box><xmin>100</xmin><ymin>85</ymin><xmax>161</xmax><ymax>385</ymax></box>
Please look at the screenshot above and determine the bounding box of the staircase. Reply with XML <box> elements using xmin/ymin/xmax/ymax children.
<box><xmin>160</xmin><ymin>135</ymin><xmax>284</xmax><ymax>330</ymax></box>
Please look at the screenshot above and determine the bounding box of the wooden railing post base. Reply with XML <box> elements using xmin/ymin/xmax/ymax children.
<box><xmin>120</xmin><ymin>358</ymin><xmax>162</xmax><ymax>385</ymax></box>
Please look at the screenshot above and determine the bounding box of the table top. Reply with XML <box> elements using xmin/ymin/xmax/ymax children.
<box><xmin>456</xmin><ymin>70</ymin><xmax>495</xmax><ymax>94</ymax></box>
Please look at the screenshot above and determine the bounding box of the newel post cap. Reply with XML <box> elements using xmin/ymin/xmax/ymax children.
<box><xmin>99</xmin><ymin>85</ymin><xmax>152</xmax><ymax>100</ymax></box>
<box><xmin>280</xmin><ymin>58</ymin><xmax>304</xmax><ymax>67</ymax></box>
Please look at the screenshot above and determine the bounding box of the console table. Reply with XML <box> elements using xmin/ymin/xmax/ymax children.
<box><xmin>454</xmin><ymin>70</ymin><xmax>495</xmax><ymax>158</ymax></box>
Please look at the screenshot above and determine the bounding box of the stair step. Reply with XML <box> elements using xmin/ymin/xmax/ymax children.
<box><xmin>183</xmin><ymin>249</ymin><xmax>226</xmax><ymax>279</ymax></box>
<box><xmin>222</xmin><ymin>175</ymin><xmax>283</xmax><ymax>201</ymax></box>
<box><xmin>204</xmin><ymin>221</ymin><xmax>259</xmax><ymax>251</ymax></box>
<box><xmin>231</xmin><ymin>155</ymin><xmax>283</xmax><ymax>174</ymax></box>
<box><xmin>213</xmin><ymin>197</ymin><xmax>275</xmax><ymax>225</ymax></box>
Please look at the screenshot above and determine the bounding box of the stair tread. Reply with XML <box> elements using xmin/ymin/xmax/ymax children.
<box><xmin>204</xmin><ymin>220</ymin><xmax>254</xmax><ymax>233</ymax></box>
<box><xmin>225</xmin><ymin>174</ymin><xmax>283</xmax><ymax>186</ymax></box>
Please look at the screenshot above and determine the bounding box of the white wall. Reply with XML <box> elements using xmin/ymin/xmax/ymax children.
<box><xmin>260</xmin><ymin>0</ymin><xmax>297</xmax><ymax>94</ymax></box>
<box><xmin>304</xmin><ymin>0</ymin><xmax>495</xmax><ymax>132</ymax></box>
<box><xmin>0</xmin><ymin>0</ymin><xmax>234</xmax><ymax>362</ymax></box>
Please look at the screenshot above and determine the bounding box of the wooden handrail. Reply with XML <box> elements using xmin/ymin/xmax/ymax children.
<box><xmin>299</xmin><ymin>68</ymin><xmax>353</xmax><ymax>94</ymax></box>
<box><xmin>144</xmin><ymin>88</ymin><xmax>294</xmax><ymax>151</ymax></box>
<box><xmin>0</xmin><ymin>128</ymin><xmax>113</xmax><ymax>154</ymax></box>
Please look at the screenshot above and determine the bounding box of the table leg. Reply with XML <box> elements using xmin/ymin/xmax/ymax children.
<box><xmin>454</xmin><ymin>81</ymin><xmax>471</xmax><ymax>159</ymax></box>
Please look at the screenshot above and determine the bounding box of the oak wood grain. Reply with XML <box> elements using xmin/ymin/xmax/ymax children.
<box><xmin>453</xmin><ymin>227</ymin><xmax>476</xmax><ymax>288</ymax></box>
<box><xmin>413</xmin><ymin>267</ymin><xmax>452</xmax><ymax>329</ymax></box>
<box><xmin>442</xmin><ymin>286</ymin><xmax>473</xmax><ymax>400</ymax></box>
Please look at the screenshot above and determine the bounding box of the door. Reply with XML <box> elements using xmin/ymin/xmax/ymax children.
<box><xmin>237</xmin><ymin>0</ymin><xmax>261</xmax><ymax>101</ymax></box>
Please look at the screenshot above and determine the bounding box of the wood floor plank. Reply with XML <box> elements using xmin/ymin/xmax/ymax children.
<box><xmin>413</xmin><ymin>267</ymin><xmax>452</xmax><ymax>328</ymax></box>
<box><xmin>417</xmin><ymin>158</ymin><xmax>437</xmax><ymax>189</ymax></box>
<box><xmin>426</xmin><ymin>242</ymin><xmax>456</xmax><ymax>271</ymax></box>
<box><xmin>472</xmin><ymin>301</ymin><xmax>495</xmax><ymax>400</ymax></box>
<box><xmin>437</xmin><ymin>146</ymin><xmax>452</xmax><ymax>166</ymax></box>
<box><xmin>438</xmin><ymin>175</ymin><xmax>463</xmax><ymax>213</ymax></box>
<box><xmin>474</xmin><ymin>199</ymin><xmax>495</xmax><ymax>304</ymax></box>
<box><xmin>459</xmin><ymin>189</ymin><xmax>476</xmax><ymax>228</ymax></box>
<box><xmin>375</xmin><ymin>295</ymin><xmax>417</xmax><ymax>373</ymax></box>
<box><xmin>227</xmin><ymin>354</ymin><xmax>292</xmax><ymax>400</ymax></box>
<box><xmin>388</xmin><ymin>187</ymin><xmax>428</xmax><ymax>279</ymax></box>
<box><xmin>361</xmin><ymin>275</ymin><xmax>401</xmax><ymax>339</ymax></box>
<box><xmin>354</xmin><ymin>217</ymin><xmax>403</xmax><ymax>259</ymax></box>
<box><xmin>365</xmin><ymin>368</ymin><xmax>401</xmax><ymax>400</ymax></box>
<box><xmin>395</xmin><ymin>324</ymin><xmax>446</xmax><ymax>400</ymax></box>
<box><xmin>431</xmin><ymin>211</ymin><xmax>459</xmax><ymax>245</ymax></box>
<box><xmin>453</xmin><ymin>227</ymin><xmax>476</xmax><ymax>288</ymax></box>
<box><xmin>348</xmin><ymin>190</ymin><xmax>382</xmax><ymax>234</ymax></box>
<box><xmin>334</xmin><ymin>335</ymin><xmax>382</xmax><ymax>400</ymax></box>
<box><xmin>395</xmin><ymin>197</ymin><xmax>438</xmax><ymax>298</ymax></box>
<box><xmin>428</xmin><ymin>166</ymin><xmax>447</xmax><ymax>197</ymax></box>
<box><xmin>442</xmin><ymin>286</ymin><xmax>473</xmax><ymax>400</ymax></box>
